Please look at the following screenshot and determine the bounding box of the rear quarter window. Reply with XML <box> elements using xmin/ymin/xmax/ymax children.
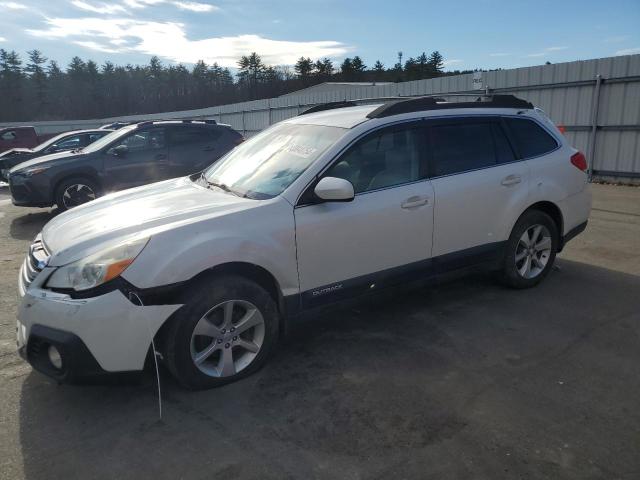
<box><xmin>505</xmin><ymin>117</ymin><xmax>558</xmax><ymax>158</ymax></box>
<box><xmin>169</xmin><ymin>126</ymin><xmax>221</xmax><ymax>145</ymax></box>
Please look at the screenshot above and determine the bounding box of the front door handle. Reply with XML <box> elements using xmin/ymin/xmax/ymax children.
<box><xmin>501</xmin><ymin>174</ymin><xmax>522</xmax><ymax>186</ymax></box>
<box><xmin>401</xmin><ymin>195</ymin><xmax>429</xmax><ymax>209</ymax></box>
<box><xmin>155</xmin><ymin>153</ymin><xmax>167</xmax><ymax>160</ymax></box>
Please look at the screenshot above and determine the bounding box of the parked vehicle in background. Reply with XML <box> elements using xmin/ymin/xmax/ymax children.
<box><xmin>0</xmin><ymin>129</ymin><xmax>113</xmax><ymax>182</ymax></box>
<box><xmin>14</xmin><ymin>95</ymin><xmax>591</xmax><ymax>389</ymax></box>
<box><xmin>8</xmin><ymin>120</ymin><xmax>243</xmax><ymax>210</ymax></box>
<box><xmin>0</xmin><ymin>126</ymin><xmax>56</xmax><ymax>154</ymax></box>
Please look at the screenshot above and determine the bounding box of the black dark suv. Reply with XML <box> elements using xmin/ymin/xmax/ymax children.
<box><xmin>8</xmin><ymin>120</ymin><xmax>243</xmax><ymax>210</ymax></box>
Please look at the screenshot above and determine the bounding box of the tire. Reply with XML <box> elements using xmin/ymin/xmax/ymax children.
<box><xmin>163</xmin><ymin>275</ymin><xmax>279</xmax><ymax>390</ymax></box>
<box><xmin>501</xmin><ymin>209</ymin><xmax>559</xmax><ymax>289</ymax></box>
<box><xmin>54</xmin><ymin>176</ymin><xmax>100</xmax><ymax>211</ymax></box>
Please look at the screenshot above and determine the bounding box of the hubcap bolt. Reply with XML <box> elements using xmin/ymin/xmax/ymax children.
<box><xmin>233</xmin><ymin>336</ymin><xmax>237</xmax><ymax>341</ymax></box>
<box><xmin>221</xmin><ymin>328</ymin><xmax>226</xmax><ymax>334</ymax></box>
<box><xmin>225</xmin><ymin>343</ymin><xmax>230</xmax><ymax>348</ymax></box>
<box><xmin>230</xmin><ymin>327</ymin><xmax>235</xmax><ymax>332</ymax></box>
<box><xmin>217</xmin><ymin>339</ymin><xmax>222</xmax><ymax>344</ymax></box>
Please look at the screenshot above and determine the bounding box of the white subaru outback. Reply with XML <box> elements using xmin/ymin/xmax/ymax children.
<box><xmin>16</xmin><ymin>95</ymin><xmax>591</xmax><ymax>389</ymax></box>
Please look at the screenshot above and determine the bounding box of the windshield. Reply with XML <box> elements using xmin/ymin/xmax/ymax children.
<box><xmin>81</xmin><ymin>124</ymin><xmax>138</xmax><ymax>153</ymax></box>
<box><xmin>33</xmin><ymin>131</ymin><xmax>77</xmax><ymax>152</ymax></box>
<box><xmin>204</xmin><ymin>122</ymin><xmax>346</xmax><ymax>199</ymax></box>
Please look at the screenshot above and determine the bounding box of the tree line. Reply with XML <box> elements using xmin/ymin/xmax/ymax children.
<box><xmin>0</xmin><ymin>49</ymin><xmax>470</xmax><ymax>122</ymax></box>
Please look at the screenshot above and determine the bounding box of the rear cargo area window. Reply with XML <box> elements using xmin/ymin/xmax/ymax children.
<box><xmin>505</xmin><ymin>118</ymin><xmax>558</xmax><ymax>158</ymax></box>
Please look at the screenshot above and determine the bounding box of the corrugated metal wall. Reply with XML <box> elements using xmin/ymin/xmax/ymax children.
<box><xmin>4</xmin><ymin>54</ymin><xmax>639</xmax><ymax>180</ymax></box>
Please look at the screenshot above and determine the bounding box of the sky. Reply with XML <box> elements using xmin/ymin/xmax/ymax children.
<box><xmin>0</xmin><ymin>0</ymin><xmax>639</xmax><ymax>72</ymax></box>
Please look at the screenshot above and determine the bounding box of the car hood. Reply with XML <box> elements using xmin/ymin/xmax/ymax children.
<box><xmin>8</xmin><ymin>150</ymin><xmax>82</xmax><ymax>172</ymax></box>
<box><xmin>0</xmin><ymin>148</ymin><xmax>32</xmax><ymax>158</ymax></box>
<box><xmin>42</xmin><ymin>177</ymin><xmax>259</xmax><ymax>266</ymax></box>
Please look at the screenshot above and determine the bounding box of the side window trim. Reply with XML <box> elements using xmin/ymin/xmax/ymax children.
<box><xmin>295</xmin><ymin>120</ymin><xmax>429</xmax><ymax>207</ymax></box>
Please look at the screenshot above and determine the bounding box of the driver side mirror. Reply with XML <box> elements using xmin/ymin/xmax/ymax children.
<box><xmin>314</xmin><ymin>176</ymin><xmax>355</xmax><ymax>202</ymax></box>
<box><xmin>109</xmin><ymin>144</ymin><xmax>129</xmax><ymax>156</ymax></box>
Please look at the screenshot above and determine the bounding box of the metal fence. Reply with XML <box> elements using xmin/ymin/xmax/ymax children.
<box><xmin>4</xmin><ymin>54</ymin><xmax>639</xmax><ymax>181</ymax></box>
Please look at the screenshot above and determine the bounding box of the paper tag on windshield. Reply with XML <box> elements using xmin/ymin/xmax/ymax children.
<box><xmin>283</xmin><ymin>144</ymin><xmax>317</xmax><ymax>158</ymax></box>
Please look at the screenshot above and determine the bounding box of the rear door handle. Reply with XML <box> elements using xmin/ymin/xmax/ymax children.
<box><xmin>401</xmin><ymin>195</ymin><xmax>429</xmax><ymax>209</ymax></box>
<box><xmin>501</xmin><ymin>174</ymin><xmax>522</xmax><ymax>186</ymax></box>
<box><xmin>155</xmin><ymin>153</ymin><xmax>167</xmax><ymax>160</ymax></box>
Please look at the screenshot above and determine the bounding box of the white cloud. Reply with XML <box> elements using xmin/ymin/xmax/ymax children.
<box><xmin>74</xmin><ymin>40</ymin><xmax>120</xmax><ymax>53</ymax></box>
<box><xmin>0</xmin><ymin>1</ymin><xmax>27</xmax><ymax>9</ymax></box>
<box><xmin>173</xmin><ymin>1</ymin><xmax>218</xmax><ymax>12</ymax></box>
<box><xmin>123</xmin><ymin>0</ymin><xmax>218</xmax><ymax>11</ymax></box>
<box><xmin>443</xmin><ymin>59</ymin><xmax>463</xmax><ymax>66</ymax></box>
<box><xmin>123</xmin><ymin>0</ymin><xmax>165</xmax><ymax>7</ymax></box>
<box><xmin>0</xmin><ymin>36</ymin><xmax>5</xmax><ymax>42</ymax></box>
<box><xmin>527</xmin><ymin>52</ymin><xmax>546</xmax><ymax>57</ymax></box>
<box><xmin>615</xmin><ymin>47</ymin><xmax>640</xmax><ymax>56</ymax></box>
<box><xmin>27</xmin><ymin>17</ymin><xmax>351</xmax><ymax>67</ymax></box>
<box><xmin>71</xmin><ymin>1</ymin><xmax>128</xmax><ymax>14</ymax></box>
<box><xmin>545</xmin><ymin>46</ymin><xmax>568</xmax><ymax>51</ymax></box>
<box><xmin>489</xmin><ymin>52</ymin><xmax>510</xmax><ymax>57</ymax></box>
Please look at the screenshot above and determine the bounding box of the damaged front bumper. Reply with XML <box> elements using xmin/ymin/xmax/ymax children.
<box><xmin>17</xmin><ymin>267</ymin><xmax>182</xmax><ymax>382</ymax></box>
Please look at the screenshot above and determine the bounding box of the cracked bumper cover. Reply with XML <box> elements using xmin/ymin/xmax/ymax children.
<box><xmin>17</xmin><ymin>267</ymin><xmax>182</xmax><ymax>378</ymax></box>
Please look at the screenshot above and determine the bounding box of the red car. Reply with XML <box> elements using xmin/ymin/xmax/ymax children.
<box><xmin>0</xmin><ymin>127</ymin><xmax>55</xmax><ymax>154</ymax></box>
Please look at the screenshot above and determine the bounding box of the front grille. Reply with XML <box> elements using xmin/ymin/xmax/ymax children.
<box><xmin>20</xmin><ymin>236</ymin><xmax>50</xmax><ymax>291</ymax></box>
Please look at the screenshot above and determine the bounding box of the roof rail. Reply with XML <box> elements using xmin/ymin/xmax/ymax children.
<box><xmin>299</xmin><ymin>101</ymin><xmax>358</xmax><ymax>116</ymax></box>
<box><xmin>366</xmin><ymin>94</ymin><xmax>533</xmax><ymax>119</ymax></box>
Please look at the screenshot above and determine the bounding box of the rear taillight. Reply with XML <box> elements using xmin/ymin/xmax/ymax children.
<box><xmin>570</xmin><ymin>151</ymin><xmax>587</xmax><ymax>172</ymax></box>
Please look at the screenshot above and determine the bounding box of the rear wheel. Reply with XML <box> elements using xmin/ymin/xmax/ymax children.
<box><xmin>501</xmin><ymin>210</ymin><xmax>558</xmax><ymax>288</ymax></box>
<box><xmin>163</xmin><ymin>275</ymin><xmax>279</xmax><ymax>390</ymax></box>
<box><xmin>54</xmin><ymin>177</ymin><xmax>99</xmax><ymax>211</ymax></box>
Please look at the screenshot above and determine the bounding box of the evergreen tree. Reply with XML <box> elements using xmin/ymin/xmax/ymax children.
<box><xmin>428</xmin><ymin>51</ymin><xmax>444</xmax><ymax>74</ymax></box>
<box><xmin>294</xmin><ymin>57</ymin><xmax>313</xmax><ymax>82</ymax></box>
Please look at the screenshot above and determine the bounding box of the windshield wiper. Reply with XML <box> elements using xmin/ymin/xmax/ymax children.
<box><xmin>205</xmin><ymin>178</ymin><xmax>241</xmax><ymax>196</ymax></box>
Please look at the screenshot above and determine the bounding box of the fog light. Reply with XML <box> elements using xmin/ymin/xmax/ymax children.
<box><xmin>47</xmin><ymin>345</ymin><xmax>63</xmax><ymax>369</ymax></box>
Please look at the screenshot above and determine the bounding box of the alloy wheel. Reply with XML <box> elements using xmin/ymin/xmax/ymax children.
<box><xmin>62</xmin><ymin>183</ymin><xmax>96</xmax><ymax>209</ymax></box>
<box><xmin>515</xmin><ymin>224</ymin><xmax>552</xmax><ymax>279</ymax></box>
<box><xmin>190</xmin><ymin>299</ymin><xmax>265</xmax><ymax>377</ymax></box>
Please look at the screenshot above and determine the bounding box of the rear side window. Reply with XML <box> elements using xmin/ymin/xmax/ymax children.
<box><xmin>169</xmin><ymin>126</ymin><xmax>221</xmax><ymax>145</ymax></box>
<box><xmin>1</xmin><ymin>131</ymin><xmax>16</xmax><ymax>141</ymax></box>
<box><xmin>429</xmin><ymin>123</ymin><xmax>496</xmax><ymax>176</ymax></box>
<box><xmin>504</xmin><ymin>118</ymin><xmax>558</xmax><ymax>158</ymax></box>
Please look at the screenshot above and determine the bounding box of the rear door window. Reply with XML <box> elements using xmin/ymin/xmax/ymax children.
<box><xmin>169</xmin><ymin>126</ymin><xmax>221</xmax><ymax>145</ymax></box>
<box><xmin>504</xmin><ymin>117</ymin><xmax>558</xmax><ymax>158</ymax></box>
<box><xmin>428</xmin><ymin>122</ymin><xmax>496</xmax><ymax>176</ymax></box>
<box><xmin>1</xmin><ymin>131</ymin><xmax>16</xmax><ymax>141</ymax></box>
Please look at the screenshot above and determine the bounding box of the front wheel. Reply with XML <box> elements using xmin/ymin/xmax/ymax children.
<box><xmin>163</xmin><ymin>275</ymin><xmax>279</xmax><ymax>389</ymax></box>
<box><xmin>54</xmin><ymin>177</ymin><xmax>100</xmax><ymax>211</ymax></box>
<box><xmin>501</xmin><ymin>210</ymin><xmax>559</xmax><ymax>289</ymax></box>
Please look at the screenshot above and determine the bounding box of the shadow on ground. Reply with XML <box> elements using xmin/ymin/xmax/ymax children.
<box><xmin>17</xmin><ymin>260</ymin><xmax>640</xmax><ymax>479</ymax></box>
<box><xmin>9</xmin><ymin>210</ymin><xmax>57</xmax><ymax>241</ymax></box>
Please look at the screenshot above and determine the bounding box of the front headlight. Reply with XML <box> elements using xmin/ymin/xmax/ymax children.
<box><xmin>14</xmin><ymin>166</ymin><xmax>50</xmax><ymax>177</ymax></box>
<box><xmin>46</xmin><ymin>237</ymin><xmax>149</xmax><ymax>291</ymax></box>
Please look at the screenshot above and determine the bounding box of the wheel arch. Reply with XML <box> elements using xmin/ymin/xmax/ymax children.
<box><xmin>152</xmin><ymin>261</ymin><xmax>290</xmax><ymax>350</ymax></box>
<box><xmin>52</xmin><ymin>171</ymin><xmax>102</xmax><ymax>201</ymax></box>
<box><xmin>518</xmin><ymin>201</ymin><xmax>565</xmax><ymax>250</ymax></box>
